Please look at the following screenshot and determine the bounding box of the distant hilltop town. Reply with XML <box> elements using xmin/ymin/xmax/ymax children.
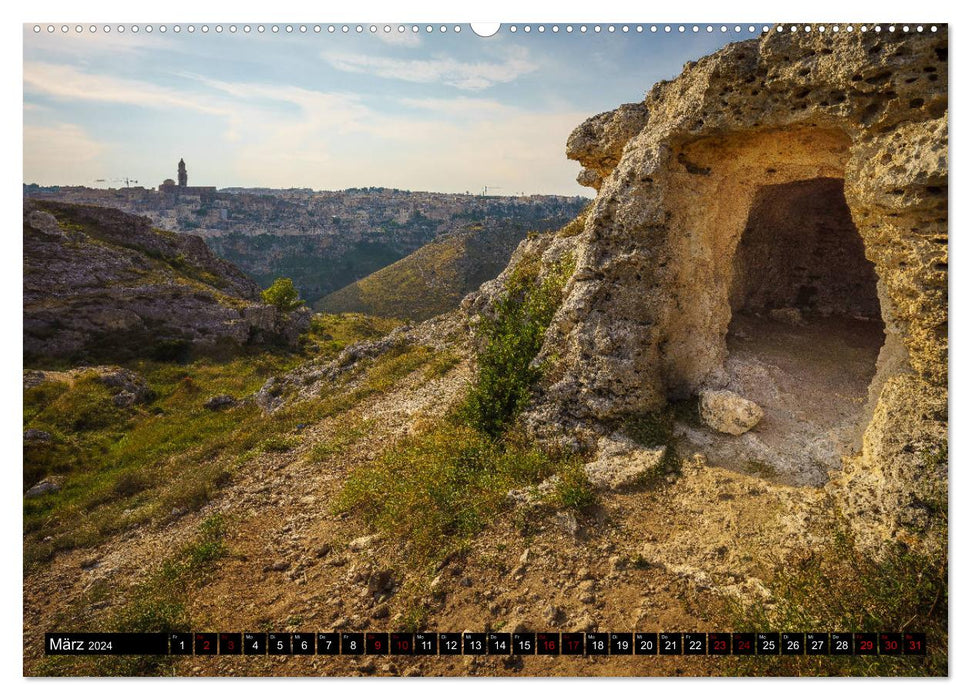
<box><xmin>158</xmin><ymin>158</ymin><xmax>217</xmax><ymax>200</ymax></box>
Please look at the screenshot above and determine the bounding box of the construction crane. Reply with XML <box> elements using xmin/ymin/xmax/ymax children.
<box><xmin>481</xmin><ymin>185</ymin><xmax>502</xmax><ymax>196</ymax></box>
<box><xmin>94</xmin><ymin>177</ymin><xmax>139</xmax><ymax>188</ymax></box>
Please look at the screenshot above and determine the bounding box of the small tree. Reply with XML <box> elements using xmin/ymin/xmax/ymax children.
<box><xmin>261</xmin><ymin>277</ymin><xmax>303</xmax><ymax>312</ymax></box>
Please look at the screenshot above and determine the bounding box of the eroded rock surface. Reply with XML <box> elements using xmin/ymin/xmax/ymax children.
<box><xmin>583</xmin><ymin>433</ymin><xmax>667</xmax><ymax>490</ymax></box>
<box><xmin>24</xmin><ymin>200</ymin><xmax>310</xmax><ymax>361</ymax></box>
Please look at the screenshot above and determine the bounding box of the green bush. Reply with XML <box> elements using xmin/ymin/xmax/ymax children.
<box><xmin>334</xmin><ymin>247</ymin><xmax>588</xmax><ymax>565</ymax></box>
<box><xmin>261</xmin><ymin>277</ymin><xmax>304</xmax><ymax>312</ymax></box>
<box><xmin>457</xmin><ymin>254</ymin><xmax>574</xmax><ymax>438</ymax></box>
<box><xmin>553</xmin><ymin>461</ymin><xmax>598</xmax><ymax>511</ymax></box>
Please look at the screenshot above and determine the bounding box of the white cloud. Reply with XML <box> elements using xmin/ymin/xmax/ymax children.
<box><xmin>23</xmin><ymin>27</ymin><xmax>170</xmax><ymax>59</ymax></box>
<box><xmin>21</xmin><ymin>65</ymin><xmax>587</xmax><ymax>194</ymax></box>
<box><xmin>322</xmin><ymin>47</ymin><xmax>537</xmax><ymax>90</ymax></box>
<box><xmin>23</xmin><ymin>61</ymin><xmax>228</xmax><ymax>115</ymax></box>
<box><xmin>191</xmin><ymin>75</ymin><xmax>585</xmax><ymax>192</ymax></box>
<box><xmin>396</xmin><ymin>95</ymin><xmax>516</xmax><ymax>117</ymax></box>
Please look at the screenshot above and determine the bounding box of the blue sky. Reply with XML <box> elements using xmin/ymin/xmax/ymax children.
<box><xmin>23</xmin><ymin>24</ymin><xmax>746</xmax><ymax>195</ymax></box>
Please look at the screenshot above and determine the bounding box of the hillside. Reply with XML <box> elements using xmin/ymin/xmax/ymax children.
<box><xmin>315</xmin><ymin>221</ymin><xmax>542</xmax><ymax>321</ymax></box>
<box><xmin>23</xmin><ymin>200</ymin><xmax>310</xmax><ymax>363</ymax></box>
<box><xmin>25</xmin><ymin>186</ymin><xmax>588</xmax><ymax>304</ymax></box>
<box><xmin>23</xmin><ymin>210</ymin><xmax>946</xmax><ymax>678</ymax></box>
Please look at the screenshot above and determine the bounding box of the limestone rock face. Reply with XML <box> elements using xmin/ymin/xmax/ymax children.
<box><xmin>699</xmin><ymin>390</ymin><xmax>763</xmax><ymax>436</ymax></box>
<box><xmin>468</xmin><ymin>28</ymin><xmax>948</xmax><ymax>554</ymax></box>
<box><xmin>566</xmin><ymin>102</ymin><xmax>650</xmax><ymax>189</ymax></box>
<box><xmin>23</xmin><ymin>200</ymin><xmax>310</xmax><ymax>361</ymax></box>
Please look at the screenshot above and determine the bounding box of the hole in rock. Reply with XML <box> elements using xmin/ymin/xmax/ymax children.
<box><xmin>683</xmin><ymin>178</ymin><xmax>886</xmax><ymax>486</ymax></box>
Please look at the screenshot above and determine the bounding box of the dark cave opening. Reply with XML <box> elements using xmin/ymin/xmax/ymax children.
<box><xmin>688</xmin><ymin>177</ymin><xmax>889</xmax><ymax>485</ymax></box>
<box><xmin>730</xmin><ymin>177</ymin><xmax>881</xmax><ymax>321</ymax></box>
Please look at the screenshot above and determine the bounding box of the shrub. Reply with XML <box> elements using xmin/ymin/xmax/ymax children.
<box><xmin>261</xmin><ymin>277</ymin><xmax>304</xmax><ymax>312</ymax></box>
<box><xmin>553</xmin><ymin>461</ymin><xmax>598</xmax><ymax>512</ymax></box>
<box><xmin>331</xmin><ymin>235</ymin><xmax>594</xmax><ymax>573</ymax></box>
<box><xmin>259</xmin><ymin>436</ymin><xmax>297</xmax><ymax>453</ymax></box>
<box><xmin>457</xmin><ymin>254</ymin><xmax>574</xmax><ymax>438</ymax></box>
<box><xmin>112</xmin><ymin>470</ymin><xmax>151</xmax><ymax>498</ymax></box>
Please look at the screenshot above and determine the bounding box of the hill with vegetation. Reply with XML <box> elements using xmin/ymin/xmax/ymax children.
<box><xmin>24</xmin><ymin>210</ymin><xmax>946</xmax><ymax>678</ymax></box>
<box><xmin>315</xmin><ymin>220</ymin><xmax>548</xmax><ymax>321</ymax></box>
<box><xmin>22</xmin><ymin>28</ymin><xmax>947</xmax><ymax>678</ymax></box>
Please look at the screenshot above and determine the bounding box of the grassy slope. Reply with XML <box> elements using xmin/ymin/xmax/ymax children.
<box><xmin>315</xmin><ymin>223</ymin><xmax>529</xmax><ymax>321</ymax></box>
<box><xmin>23</xmin><ymin>314</ymin><xmax>403</xmax><ymax>568</ymax></box>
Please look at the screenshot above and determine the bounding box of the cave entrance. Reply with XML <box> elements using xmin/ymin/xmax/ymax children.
<box><xmin>688</xmin><ymin>177</ymin><xmax>887</xmax><ymax>486</ymax></box>
<box><xmin>730</xmin><ymin>178</ymin><xmax>881</xmax><ymax>320</ymax></box>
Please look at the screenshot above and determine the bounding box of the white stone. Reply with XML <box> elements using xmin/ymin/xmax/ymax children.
<box><xmin>25</xmin><ymin>480</ymin><xmax>60</xmax><ymax>498</ymax></box>
<box><xmin>699</xmin><ymin>390</ymin><xmax>763</xmax><ymax>436</ymax></box>
<box><xmin>348</xmin><ymin>534</ymin><xmax>377</xmax><ymax>552</ymax></box>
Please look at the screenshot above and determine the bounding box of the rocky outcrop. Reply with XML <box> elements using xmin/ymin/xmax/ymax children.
<box><xmin>253</xmin><ymin>310</ymin><xmax>464</xmax><ymax>412</ymax></box>
<box><xmin>25</xmin><ymin>479</ymin><xmax>61</xmax><ymax>499</ymax></box>
<box><xmin>204</xmin><ymin>394</ymin><xmax>239</xmax><ymax>411</ymax></box>
<box><xmin>24</xmin><ymin>201</ymin><xmax>310</xmax><ymax>362</ymax></box>
<box><xmin>566</xmin><ymin>102</ymin><xmax>650</xmax><ymax>190</ymax></box>
<box><xmin>23</xmin><ymin>366</ymin><xmax>155</xmax><ymax>407</ymax></box>
<box><xmin>466</xmin><ymin>28</ymin><xmax>948</xmax><ymax>554</ymax></box>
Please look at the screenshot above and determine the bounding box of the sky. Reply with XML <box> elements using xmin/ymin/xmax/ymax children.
<box><xmin>23</xmin><ymin>24</ymin><xmax>747</xmax><ymax>195</ymax></box>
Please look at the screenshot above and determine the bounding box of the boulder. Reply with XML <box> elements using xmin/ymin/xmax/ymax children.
<box><xmin>112</xmin><ymin>391</ymin><xmax>138</xmax><ymax>408</ymax></box>
<box><xmin>96</xmin><ymin>368</ymin><xmax>155</xmax><ymax>404</ymax></box>
<box><xmin>25</xmin><ymin>479</ymin><xmax>60</xmax><ymax>498</ymax></box>
<box><xmin>699</xmin><ymin>390</ymin><xmax>764</xmax><ymax>436</ymax></box>
<box><xmin>24</xmin><ymin>429</ymin><xmax>53</xmax><ymax>444</ymax></box>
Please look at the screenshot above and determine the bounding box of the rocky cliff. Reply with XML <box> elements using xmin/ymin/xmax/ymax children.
<box><xmin>23</xmin><ymin>201</ymin><xmax>310</xmax><ymax>362</ymax></box>
<box><xmin>465</xmin><ymin>27</ymin><xmax>948</xmax><ymax>554</ymax></box>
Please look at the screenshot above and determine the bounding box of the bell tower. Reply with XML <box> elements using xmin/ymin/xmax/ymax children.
<box><xmin>177</xmin><ymin>158</ymin><xmax>188</xmax><ymax>187</ymax></box>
